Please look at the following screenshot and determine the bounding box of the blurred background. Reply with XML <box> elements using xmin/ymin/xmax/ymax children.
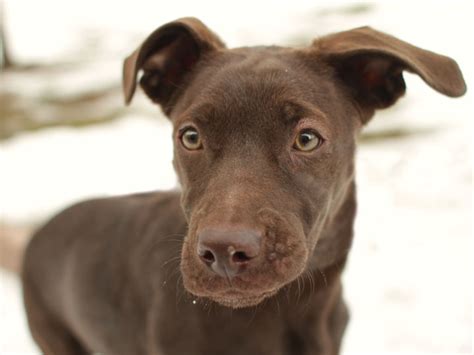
<box><xmin>0</xmin><ymin>0</ymin><xmax>472</xmax><ymax>354</ymax></box>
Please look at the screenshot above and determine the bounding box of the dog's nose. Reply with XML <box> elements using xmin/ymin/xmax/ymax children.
<box><xmin>197</xmin><ymin>228</ymin><xmax>261</xmax><ymax>278</ymax></box>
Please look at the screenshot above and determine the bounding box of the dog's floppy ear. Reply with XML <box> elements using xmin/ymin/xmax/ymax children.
<box><xmin>311</xmin><ymin>27</ymin><xmax>466</xmax><ymax>123</ymax></box>
<box><xmin>123</xmin><ymin>17</ymin><xmax>225</xmax><ymax>113</ymax></box>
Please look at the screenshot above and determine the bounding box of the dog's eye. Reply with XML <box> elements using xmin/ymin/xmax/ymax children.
<box><xmin>293</xmin><ymin>130</ymin><xmax>322</xmax><ymax>152</ymax></box>
<box><xmin>181</xmin><ymin>127</ymin><xmax>202</xmax><ymax>150</ymax></box>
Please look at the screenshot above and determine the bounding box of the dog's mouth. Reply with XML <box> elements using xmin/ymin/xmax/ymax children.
<box><xmin>181</xmin><ymin>255</ymin><xmax>306</xmax><ymax>308</ymax></box>
<box><xmin>207</xmin><ymin>289</ymin><xmax>279</xmax><ymax>308</ymax></box>
<box><xmin>180</xmin><ymin>232</ymin><xmax>308</xmax><ymax>309</ymax></box>
<box><xmin>180</xmin><ymin>208</ymin><xmax>310</xmax><ymax>308</ymax></box>
<box><xmin>181</xmin><ymin>269</ymin><xmax>285</xmax><ymax>308</ymax></box>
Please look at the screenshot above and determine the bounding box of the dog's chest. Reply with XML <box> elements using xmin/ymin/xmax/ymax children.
<box><xmin>151</xmin><ymin>298</ymin><xmax>331</xmax><ymax>355</ymax></box>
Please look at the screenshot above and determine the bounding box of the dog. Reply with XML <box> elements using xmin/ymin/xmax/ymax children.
<box><xmin>22</xmin><ymin>17</ymin><xmax>466</xmax><ymax>355</ymax></box>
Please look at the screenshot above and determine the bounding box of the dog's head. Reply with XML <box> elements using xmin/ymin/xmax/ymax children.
<box><xmin>123</xmin><ymin>18</ymin><xmax>465</xmax><ymax>308</ymax></box>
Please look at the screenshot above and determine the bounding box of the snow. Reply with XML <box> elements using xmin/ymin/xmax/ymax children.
<box><xmin>0</xmin><ymin>0</ymin><xmax>472</xmax><ymax>354</ymax></box>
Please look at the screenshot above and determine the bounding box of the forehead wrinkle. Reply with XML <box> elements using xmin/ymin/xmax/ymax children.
<box><xmin>215</xmin><ymin>72</ymin><xmax>301</xmax><ymax>119</ymax></box>
<box><xmin>283</xmin><ymin>99</ymin><xmax>330</xmax><ymax>123</ymax></box>
<box><xmin>175</xmin><ymin>101</ymin><xmax>216</xmax><ymax>126</ymax></box>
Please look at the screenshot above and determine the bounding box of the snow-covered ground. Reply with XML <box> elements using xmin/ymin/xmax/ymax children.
<box><xmin>0</xmin><ymin>0</ymin><xmax>472</xmax><ymax>354</ymax></box>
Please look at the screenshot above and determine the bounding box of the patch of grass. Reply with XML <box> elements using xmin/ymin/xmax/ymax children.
<box><xmin>0</xmin><ymin>89</ymin><xmax>128</xmax><ymax>140</ymax></box>
<box><xmin>359</xmin><ymin>127</ymin><xmax>436</xmax><ymax>144</ymax></box>
<box><xmin>38</xmin><ymin>84</ymin><xmax>121</xmax><ymax>106</ymax></box>
<box><xmin>0</xmin><ymin>106</ymin><xmax>126</xmax><ymax>140</ymax></box>
<box><xmin>0</xmin><ymin>81</ymin><xmax>166</xmax><ymax>140</ymax></box>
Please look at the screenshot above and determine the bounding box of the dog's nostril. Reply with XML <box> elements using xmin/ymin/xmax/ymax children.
<box><xmin>200</xmin><ymin>250</ymin><xmax>215</xmax><ymax>264</ymax></box>
<box><xmin>231</xmin><ymin>251</ymin><xmax>251</xmax><ymax>264</ymax></box>
<box><xmin>197</xmin><ymin>228</ymin><xmax>262</xmax><ymax>276</ymax></box>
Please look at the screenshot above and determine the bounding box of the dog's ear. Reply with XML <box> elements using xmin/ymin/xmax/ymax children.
<box><xmin>310</xmin><ymin>27</ymin><xmax>466</xmax><ymax>123</ymax></box>
<box><xmin>123</xmin><ymin>17</ymin><xmax>225</xmax><ymax>113</ymax></box>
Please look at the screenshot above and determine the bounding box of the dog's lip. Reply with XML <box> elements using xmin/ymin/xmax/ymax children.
<box><xmin>213</xmin><ymin>280</ymin><xmax>278</xmax><ymax>298</ymax></box>
<box><xmin>209</xmin><ymin>288</ymin><xmax>278</xmax><ymax>308</ymax></box>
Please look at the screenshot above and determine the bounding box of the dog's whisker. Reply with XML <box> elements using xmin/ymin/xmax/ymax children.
<box><xmin>318</xmin><ymin>268</ymin><xmax>328</xmax><ymax>288</ymax></box>
<box><xmin>222</xmin><ymin>266</ymin><xmax>233</xmax><ymax>288</ymax></box>
<box><xmin>305</xmin><ymin>270</ymin><xmax>317</xmax><ymax>296</ymax></box>
<box><xmin>296</xmin><ymin>276</ymin><xmax>303</xmax><ymax>304</ymax></box>
<box><xmin>246</xmin><ymin>303</ymin><xmax>259</xmax><ymax>327</ymax></box>
<box><xmin>141</xmin><ymin>234</ymin><xmax>186</xmax><ymax>258</ymax></box>
<box><xmin>161</xmin><ymin>255</ymin><xmax>182</xmax><ymax>268</ymax></box>
<box><xmin>274</xmin><ymin>295</ymin><xmax>281</xmax><ymax>316</ymax></box>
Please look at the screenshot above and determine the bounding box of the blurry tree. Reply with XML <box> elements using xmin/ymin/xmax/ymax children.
<box><xmin>0</xmin><ymin>0</ymin><xmax>12</xmax><ymax>69</ymax></box>
<box><xmin>0</xmin><ymin>0</ymin><xmax>142</xmax><ymax>141</ymax></box>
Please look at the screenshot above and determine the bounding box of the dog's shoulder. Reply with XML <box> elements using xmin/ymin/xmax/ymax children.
<box><xmin>38</xmin><ymin>190</ymin><xmax>181</xmax><ymax>228</ymax></box>
<box><xmin>23</xmin><ymin>191</ymin><xmax>185</xmax><ymax>285</ymax></box>
<box><xmin>25</xmin><ymin>191</ymin><xmax>184</xmax><ymax>261</ymax></box>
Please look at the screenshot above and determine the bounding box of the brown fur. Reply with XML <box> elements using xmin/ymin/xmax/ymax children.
<box><xmin>22</xmin><ymin>17</ymin><xmax>465</xmax><ymax>355</ymax></box>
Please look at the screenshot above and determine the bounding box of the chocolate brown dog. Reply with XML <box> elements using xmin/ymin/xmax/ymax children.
<box><xmin>22</xmin><ymin>17</ymin><xmax>466</xmax><ymax>355</ymax></box>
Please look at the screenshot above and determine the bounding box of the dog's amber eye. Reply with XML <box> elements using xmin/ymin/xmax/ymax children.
<box><xmin>293</xmin><ymin>130</ymin><xmax>322</xmax><ymax>152</ymax></box>
<box><xmin>181</xmin><ymin>127</ymin><xmax>202</xmax><ymax>150</ymax></box>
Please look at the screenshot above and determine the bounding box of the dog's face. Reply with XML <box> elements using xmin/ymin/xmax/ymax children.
<box><xmin>171</xmin><ymin>49</ymin><xmax>359</xmax><ymax>307</ymax></box>
<box><xmin>123</xmin><ymin>18</ymin><xmax>465</xmax><ymax>308</ymax></box>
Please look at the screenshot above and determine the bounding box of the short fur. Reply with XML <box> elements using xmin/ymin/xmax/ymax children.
<box><xmin>22</xmin><ymin>17</ymin><xmax>466</xmax><ymax>355</ymax></box>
